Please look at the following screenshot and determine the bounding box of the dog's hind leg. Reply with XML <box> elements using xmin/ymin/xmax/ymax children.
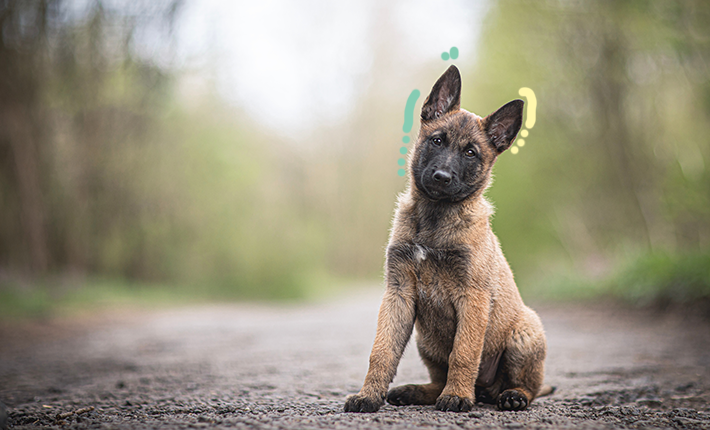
<box><xmin>387</xmin><ymin>351</ymin><xmax>446</xmax><ymax>406</ymax></box>
<box><xmin>496</xmin><ymin>309</ymin><xmax>547</xmax><ymax>411</ymax></box>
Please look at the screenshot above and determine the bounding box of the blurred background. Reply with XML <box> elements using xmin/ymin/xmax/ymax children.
<box><xmin>1</xmin><ymin>0</ymin><xmax>709</xmax><ymax>316</ymax></box>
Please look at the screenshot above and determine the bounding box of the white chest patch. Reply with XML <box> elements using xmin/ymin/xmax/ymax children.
<box><xmin>414</xmin><ymin>244</ymin><xmax>427</xmax><ymax>263</ymax></box>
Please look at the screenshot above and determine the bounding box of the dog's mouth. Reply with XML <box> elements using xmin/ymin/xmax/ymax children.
<box><xmin>420</xmin><ymin>183</ymin><xmax>465</xmax><ymax>203</ymax></box>
<box><xmin>418</xmin><ymin>172</ymin><xmax>481</xmax><ymax>203</ymax></box>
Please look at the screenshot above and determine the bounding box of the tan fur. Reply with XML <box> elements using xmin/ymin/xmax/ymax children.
<box><xmin>344</xmin><ymin>66</ymin><xmax>549</xmax><ymax>413</ymax></box>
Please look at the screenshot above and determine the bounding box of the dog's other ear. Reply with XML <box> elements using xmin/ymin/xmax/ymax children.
<box><xmin>421</xmin><ymin>65</ymin><xmax>461</xmax><ymax>122</ymax></box>
<box><xmin>485</xmin><ymin>99</ymin><xmax>524</xmax><ymax>153</ymax></box>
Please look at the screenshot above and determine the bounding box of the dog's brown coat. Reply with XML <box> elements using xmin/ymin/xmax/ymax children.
<box><xmin>345</xmin><ymin>66</ymin><xmax>549</xmax><ymax>413</ymax></box>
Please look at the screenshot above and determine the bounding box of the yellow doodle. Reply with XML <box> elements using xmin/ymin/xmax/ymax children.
<box><xmin>511</xmin><ymin>88</ymin><xmax>536</xmax><ymax>155</ymax></box>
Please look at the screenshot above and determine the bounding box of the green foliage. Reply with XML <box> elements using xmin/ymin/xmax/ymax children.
<box><xmin>523</xmin><ymin>250</ymin><xmax>710</xmax><ymax>309</ymax></box>
<box><xmin>3</xmin><ymin>0</ymin><xmax>709</xmax><ymax>311</ymax></box>
<box><xmin>0</xmin><ymin>272</ymin><xmax>347</xmax><ymax>321</ymax></box>
<box><xmin>117</xmin><ymin>101</ymin><xmax>329</xmax><ymax>299</ymax></box>
<box><xmin>607</xmin><ymin>250</ymin><xmax>710</xmax><ymax>307</ymax></box>
<box><xmin>467</xmin><ymin>0</ymin><xmax>710</xmax><ymax>294</ymax></box>
<box><xmin>0</xmin><ymin>277</ymin><xmax>198</xmax><ymax>320</ymax></box>
<box><xmin>1</xmin><ymin>1</ymin><xmax>332</xmax><ymax>302</ymax></box>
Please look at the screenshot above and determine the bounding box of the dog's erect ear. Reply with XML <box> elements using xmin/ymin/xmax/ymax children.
<box><xmin>421</xmin><ymin>65</ymin><xmax>461</xmax><ymax>122</ymax></box>
<box><xmin>485</xmin><ymin>100</ymin><xmax>524</xmax><ymax>153</ymax></box>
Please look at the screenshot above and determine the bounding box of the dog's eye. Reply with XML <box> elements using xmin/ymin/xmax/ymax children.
<box><xmin>432</xmin><ymin>137</ymin><xmax>442</xmax><ymax>146</ymax></box>
<box><xmin>465</xmin><ymin>148</ymin><xmax>477</xmax><ymax>158</ymax></box>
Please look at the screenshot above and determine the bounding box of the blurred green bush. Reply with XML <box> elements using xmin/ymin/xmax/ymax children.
<box><xmin>470</xmin><ymin>0</ymin><xmax>710</xmax><ymax>301</ymax></box>
<box><xmin>609</xmin><ymin>250</ymin><xmax>710</xmax><ymax>307</ymax></box>
<box><xmin>1</xmin><ymin>0</ymin><xmax>708</xmax><ymax>311</ymax></box>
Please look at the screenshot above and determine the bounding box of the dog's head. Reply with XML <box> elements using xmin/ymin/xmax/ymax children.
<box><xmin>410</xmin><ymin>65</ymin><xmax>523</xmax><ymax>203</ymax></box>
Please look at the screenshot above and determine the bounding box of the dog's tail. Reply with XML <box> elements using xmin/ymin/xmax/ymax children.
<box><xmin>537</xmin><ymin>384</ymin><xmax>556</xmax><ymax>398</ymax></box>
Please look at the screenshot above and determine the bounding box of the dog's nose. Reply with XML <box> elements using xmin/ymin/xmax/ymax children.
<box><xmin>432</xmin><ymin>170</ymin><xmax>452</xmax><ymax>186</ymax></box>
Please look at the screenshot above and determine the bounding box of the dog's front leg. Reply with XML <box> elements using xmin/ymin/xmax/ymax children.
<box><xmin>436</xmin><ymin>290</ymin><xmax>491</xmax><ymax>412</ymax></box>
<box><xmin>344</xmin><ymin>285</ymin><xmax>416</xmax><ymax>413</ymax></box>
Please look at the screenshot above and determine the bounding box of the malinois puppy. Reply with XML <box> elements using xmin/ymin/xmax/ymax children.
<box><xmin>344</xmin><ymin>65</ymin><xmax>551</xmax><ymax>413</ymax></box>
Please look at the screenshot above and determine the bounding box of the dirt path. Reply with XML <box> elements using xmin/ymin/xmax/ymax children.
<box><xmin>1</xmin><ymin>288</ymin><xmax>709</xmax><ymax>429</ymax></box>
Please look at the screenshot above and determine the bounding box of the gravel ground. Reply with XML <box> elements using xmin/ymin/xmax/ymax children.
<box><xmin>1</xmin><ymin>288</ymin><xmax>709</xmax><ymax>429</ymax></box>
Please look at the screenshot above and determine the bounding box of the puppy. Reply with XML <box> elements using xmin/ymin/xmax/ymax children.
<box><xmin>344</xmin><ymin>65</ymin><xmax>550</xmax><ymax>413</ymax></box>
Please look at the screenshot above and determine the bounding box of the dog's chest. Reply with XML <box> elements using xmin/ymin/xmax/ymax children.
<box><xmin>410</xmin><ymin>243</ymin><xmax>470</xmax><ymax>289</ymax></box>
<box><xmin>411</xmin><ymin>243</ymin><xmax>470</xmax><ymax>313</ymax></box>
<box><xmin>407</xmin><ymin>243</ymin><xmax>472</xmax><ymax>351</ymax></box>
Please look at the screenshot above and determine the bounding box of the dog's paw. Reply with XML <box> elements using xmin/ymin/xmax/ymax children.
<box><xmin>435</xmin><ymin>394</ymin><xmax>474</xmax><ymax>412</ymax></box>
<box><xmin>474</xmin><ymin>386</ymin><xmax>497</xmax><ymax>405</ymax></box>
<box><xmin>344</xmin><ymin>393</ymin><xmax>384</xmax><ymax>413</ymax></box>
<box><xmin>497</xmin><ymin>389</ymin><xmax>529</xmax><ymax>411</ymax></box>
<box><xmin>387</xmin><ymin>384</ymin><xmax>438</xmax><ymax>406</ymax></box>
<box><xmin>387</xmin><ymin>385</ymin><xmax>418</xmax><ymax>406</ymax></box>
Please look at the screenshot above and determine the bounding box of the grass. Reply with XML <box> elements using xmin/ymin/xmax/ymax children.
<box><xmin>0</xmin><ymin>278</ymin><xmax>192</xmax><ymax>320</ymax></box>
<box><xmin>0</xmin><ymin>273</ymin><xmax>355</xmax><ymax>322</ymax></box>
<box><xmin>606</xmin><ymin>250</ymin><xmax>710</xmax><ymax>308</ymax></box>
<box><xmin>2</xmin><ymin>249</ymin><xmax>708</xmax><ymax>321</ymax></box>
<box><xmin>523</xmin><ymin>249</ymin><xmax>710</xmax><ymax>310</ymax></box>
